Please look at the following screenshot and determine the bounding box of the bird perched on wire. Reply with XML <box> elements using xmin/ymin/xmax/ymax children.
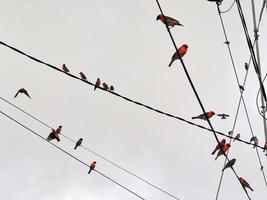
<box><xmin>215</xmin><ymin>143</ymin><xmax>230</xmax><ymax>160</ymax></box>
<box><xmin>94</xmin><ymin>78</ymin><xmax>101</xmax><ymax>91</ymax></box>
<box><xmin>79</xmin><ymin>72</ymin><xmax>87</xmax><ymax>80</ymax></box>
<box><xmin>211</xmin><ymin>139</ymin><xmax>226</xmax><ymax>155</ymax></box>
<box><xmin>62</xmin><ymin>64</ymin><xmax>70</xmax><ymax>73</ymax></box>
<box><xmin>109</xmin><ymin>85</ymin><xmax>114</xmax><ymax>92</ymax></box>
<box><xmin>253</xmin><ymin>138</ymin><xmax>259</xmax><ymax>148</ymax></box>
<box><xmin>239</xmin><ymin>85</ymin><xmax>245</xmax><ymax>92</ymax></box>
<box><xmin>192</xmin><ymin>111</ymin><xmax>215</xmax><ymax>120</ymax></box>
<box><xmin>239</xmin><ymin>177</ymin><xmax>254</xmax><ymax>191</ymax></box>
<box><xmin>250</xmin><ymin>136</ymin><xmax>257</xmax><ymax>143</ymax></box>
<box><xmin>228</xmin><ymin>131</ymin><xmax>233</xmax><ymax>136</ymax></box>
<box><xmin>169</xmin><ymin>44</ymin><xmax>188</xmax><ymax>67</ymax></box>
<box><xmin>245</xmin><ymin>63</ymin><xmax>249</xmax><ymax>70</ymax></box>
<box><xmin>233</xmin><ymin>133</ymin><xmax>240</xmax><ymax>142</ymax></box>
<box><xmin>217</xmin><ymin>113</ymin><xmax>229</xmax><ymax>119</ymax></box>
<box><xmin>47</xmin><ymin>126</ymin><xmax>62</xmax><ymax>142</ymax></box>
<box><xmin>74</xmin><ymin>138</ymin><xmax>83</xmax><ymax>150</ymax></box>
<box><xmin>102</xmin><ymin>82</ymin><xmax>109</xmax><ymax>90</ymax></box>
<box><xmin>14</xmin><ymin>88</ymin><xmax>31</xmax><ymax>99</ymax></box>
<box><xmin>156</xmin><ymin>14</ymin><xmax>183</xmax><ymax>28</ymax></box>
<box><xmin>88</xmin><ymin>161</ymin><xmax>96</xmax><ymax>174</ymax></box>
<box><xmin>222</xmin><ymin>158</ymin><xmax>236</xmax><ymax>171</ymax></box>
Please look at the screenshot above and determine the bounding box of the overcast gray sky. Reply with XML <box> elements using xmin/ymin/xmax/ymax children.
<box><xmin>0</xmin><ymin>0</ymin><xmax>267</xmax><ymax>199</ymax></box>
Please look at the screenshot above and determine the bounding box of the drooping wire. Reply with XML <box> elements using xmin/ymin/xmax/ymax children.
<box><xmin>0</xmin><ymin>96</ymin><xmax>181</xmax><ymax>200</ymax></box>
<box><xmin>215</xmin><ymin>2</ymin><xmax>267</xmax><ymax>199</ymax></box>
<box><xmin>0</xmin><ymin>109</ymin><xmax>146</xmax><ymax>200</ymax></box>
<box><xmin>155</xmin><ymin>0</ymin><xmax>251</xmax><ymax>199</ymax></box>
<box><xmin>220</xmin><ymin>0</ymin><xmax>236</xmax><ymax>14</ymax></box>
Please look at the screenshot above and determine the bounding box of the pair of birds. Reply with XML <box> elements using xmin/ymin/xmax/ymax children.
<box><xmin>155</xmin><ymin>14</ymin><xmax>188</xmax><ymax>67</ymax></box>
<box><xmin>63</xmin><ymin>64</ymin><xmax>114</xmax><ymax>91</ymax></box>
<box><xmin>191</xmin><ymin>111</ymin><xmax>230</xmax><ymax>120</ymax></box>
<box><xmin>211</xmin><ymin>139</ymin><xmax>231</xmax><ymax>160</ymax></box>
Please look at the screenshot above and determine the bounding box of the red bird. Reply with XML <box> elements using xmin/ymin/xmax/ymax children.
<box><xmin>192</xmin><ymin>111</ymin><xmax>215</xmax><ymax>120</ymax></box>
<box><xmin>88</xmin><ymin>161</ymin><xmax>96</xmax><ymax>174</ymax></box>
<box><xmin>94</xmin><ymin>78</ymin><xmax>101</xmax><ymax>91</ymax></box>
<box><xmin>215</xmin><ymin>143</ymin><xmax>230</xmax><ymax>160</ymax></box>
<box><xmin>62</xmin><ymin>64</ymin><xmax>70</xmax><ymax>73</ymax></box>
<box><xmin>156</xmin><ymin>14</ymin><xmax>183</xmax><ymax>28</ymax></box>
<box><xmin>263</xmin><ymin>142</ymin><xmax>267</xmax><ymax>153</ymax></box>
<box><xmin>211</xmin><ymin>139</ymin><xmax>226</xmax><ymax>155</ymax></box>
<box><xmin>239</xmin><ymin>177</ymin><xmax>254</xmax><ymax>191</ymax></box>
<box><xmin>79</xmin><ymin>72</ymin><xmax>87</xmax><ymax>80</ymax></box>
<box><xmin>169</xmin><ymin>44</ymin><xmax>188</xmax><ymax>67</ymax></box>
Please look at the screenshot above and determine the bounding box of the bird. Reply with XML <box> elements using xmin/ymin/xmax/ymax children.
<box><xmin>88</xmin><ymin>161</ymin><xmax>96</xmax><ymax>174</ymax></box>
<box><xmin>74</xmin><ymin>138</ymin><xmax>83</xmax><ymax>150</ymax></box>
<box><xmin>94</xmin><ymin>78</ymin><xmax>101</xmax><ymax>91</ymax></box>
<box><xmin>79</xmin><ymin>72</ymin><xmax>87</xmax><ymax>80</ymax></box>
<box><xmin>245</xmin><ymin>63</ymin><xmax>249</xmax><ymax>70</ymax></box>
<box><xmin>102</xmin><ymin>82</ymin><xmax>109</xmax><ymax>90</ymax></box>
<box><xmin>228</xmin><ymin>131</ymin><xmax>233</xmax><ymax>136</ymax></box>
<box><xmin>264</xmin><ymin>142</ymin><xmax>267</xmax><ymax>152</ymax></box>
<box><xmin>47</xmin><ymin>128</ymin><xmax>60</xmax><ymax>142</ymax></box>
<box><xmin>224</xmin><ymin>41</ymin><xmax>230</xmax><ymax>45</ymax></box>
<box><xmin>250</xmin><ymin>136</ymin><xmax>257</xmax><ymax>143</ymax></box>
<box><xmin>207</xmin><ymin>0</ymin><xmax>223</xmax><ymax>4</ymax></box>
<box><xmin>109</xmin><ymin>85</ymin><xmax>114</xmax><ymax>92</ymax></box>
<box><xmin>253</xmin><ymin>138</ymin><xmax>259</xmax><ymax>148</ymax></box>
<box><xmin>233</xmin><ymin>133</ymin><xmax>240</xmax><ymax>142</ymax></box>
<box><xmin>215</xmin><ymin>143</ymin><xmax>231</xmax><ymax>160</ymax></box>
<box><xmin>156</xmin><ymin>14</ymin><xmax>183</xmax><ymax>28</ymax></box>
<box><xmin>239</xmin><ymin>177</ymin><xmax>254</xmax><ymax>191</ymax></box>
<box><xmin>222</xmin><ymin>158</ymin><xmax>236</xmax><ymax>171</ymax></box>
<box><xmin>211</xmin><ymin>139</ymin><xmax>226</xmax><ymax>155</ymax></box>
<box><xmin>55</xmin><ymin>125</ymin><xmax>62</xmax><ymax>135</ymax></box>
<box><xmin>14</xmin><ymin>88</ymin><xmax>31</xmax><ymax>99</ymax></box>
<box><xmin>192</xmin><ymin>111</ymin><xmax>215</xmax><ymax>120</ymax></box>
<box><xmin>169</xmin><ymin>44</ymin><xmax>188</xmax><ymax>67</ymax></box>
<box><xmin>239</xmin><ymin>85</ymin><xmax>245</xmax><ymax>91</ymax></box>
<box><xmin>62</xmin><ymin>64</ymin><xmax>70</xmax><ymax>73</ymax></box>
<box><xmin>217</xmin><ymin>113</ymin><xmax>229</xmax><ymax>119</ymax></box>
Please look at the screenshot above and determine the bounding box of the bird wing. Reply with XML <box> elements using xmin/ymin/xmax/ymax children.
<box><xmin>14</xmin><ymin>90</ymin><xmax>20</xmax><ymax>98</ymax></box>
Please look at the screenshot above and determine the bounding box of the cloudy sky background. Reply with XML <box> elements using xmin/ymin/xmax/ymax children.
<box><xmin>0</xmin><ymin>0</ymin><xmax>267</xmax><ymax>199</ymax></box>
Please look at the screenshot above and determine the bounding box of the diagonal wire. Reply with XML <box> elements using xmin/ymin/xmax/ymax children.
<box><xmin>0</xmin><ymin>109</ymin><xmax>146</xmax><ymax>200</ymax></box>
<box><xmin>155</xmin><ymin>0</ymin><xmax>251</xmax><ymax>199</ymax></box>
<box><xmin>220</xmin><ymin>0</ymin><xmax>236</xmax><ymax>14</ymax></box>
<box><xmin>0</xmin><ymin>96</ymin><xmax>181</xmax><ymax>200</ymax></box>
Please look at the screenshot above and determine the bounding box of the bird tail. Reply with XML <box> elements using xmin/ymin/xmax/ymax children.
<box><xmin>249</xmin><ymin>187</ymin><xmax>254</xmax><ymax>191</ymax></box>
<box><xmin>168</xmin><ymin>59</ymin><xmax>174</xmax><ymax>67</ymax></box>
<box><xmin>88</xmin><ymin>169</ymin><xmax>91</xmax><ymax>174</ymax></box>
<box><xmin>192</xmin><ymin>116</ymin><xmax>198</xmax><ymax>119</ymax></box>
<box><xmin>74</xmin><ymin>146</ymin><xmax>77</xmax><ymax>150</ymax></box>
<box><xmin>211</xmin><ymin>150</ymin><xmax>216</xmax><ymax>155</ymax></box>
<box><xmin>215</xmin><ymin>156</ymin><xmax>218</xmax><ymax>160</ymax></box>
<box><xmin>94</xmin><ymin>87</ymin><xmax>97</xmax><ymax>91</ymax></box>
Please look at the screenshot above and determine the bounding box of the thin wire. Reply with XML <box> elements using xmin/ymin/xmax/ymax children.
<box><xmin>215</xmin><ymin>2</ymin><xmax>267</xmax><ymax>199</ymax></box>
<box><xmin>155</xmin><ymin>0</ymin><xmax>251</xmax><ymax>199</ymax></box>
<box><xmin>220</xmin><ymin>0</ymin><xmax>236</xmax><ymax>14</ymax></box>
<box><xmin>0</xmin><ymin>109</ymin><xmax>146</xmax><ymax>200</ymax></box>
<box><xmin>0</xmin><ymin>96</ymin><xmax>180</xmax><ymax>200</ymax></box>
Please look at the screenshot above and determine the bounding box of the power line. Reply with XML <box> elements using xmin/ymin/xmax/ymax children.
<box><xmin>155</xmin><ymin>0</ymin><xmax>251</xmax><ymax>199</ymax></box>
<box><xmin>0</xmin><ymin>109</ymin><xmax>146</xmax><ymax>200</ymax></box>
<box><xmin>220</xmin><ymin>0</ymin><xmax>236</xmax><ymax>14</ymax></box>
<box><xmin>0</xmin><ymin>96</ymin><xmax>181</xmax><ymax>200</ymax></box>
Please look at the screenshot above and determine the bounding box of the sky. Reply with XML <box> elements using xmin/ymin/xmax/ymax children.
<box><xmin>0</xmin><ymin>0</ymin><xmax>267</xmax><ymax>199</ymax></box>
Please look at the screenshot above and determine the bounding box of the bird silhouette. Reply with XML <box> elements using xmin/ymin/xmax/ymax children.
<box><xmin>217</xmin><ymin>113</ymin><xmax>229</xmax><ymax>119</ymax></box>
<box><xmin>14</xmin><ymin>88</ymin><xmax>31</xmax><ymax>99</ymax></box>
<box><xmin>222</xmin><ymin>158</ymin><xmax>236</xmax><ymax>171</ymax></box>
<box><xmin>74</xmin><ymin>138</ymin><xmax>83</xmax><ymax>150</ymax></box>
<box><xmin>62</xmin><ymin>64</ymin><xmax>70</xmax><ymax>73</ymax></box>
<box><xmin>94</xmin><ymin>78</ymin><xmax>101</xmax><ymax>91</ymax></box>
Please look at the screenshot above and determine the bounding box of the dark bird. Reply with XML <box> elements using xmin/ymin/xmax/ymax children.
<box><xmin>62</xmin><ymin>64</ymin><xmax>70</xmax><ymax>73</ymax></box>
<box><xmin>79</xmin><ymin>72</ymin><xmax>87</xmax><ymax>80</ymax></box>
<box><xmin>253</xmin><ymin>138</ymin><xmax>259</xmax><ymax>148</ymax></box>
<box><xmin>88</xmin><ymin>161</ymin><xmax>96</xmax><ymax>174</ymax></box>
<box><xmin>215</xmin><ymin>143</ymin><xmax>230</xmax><ymax>160</ymax></box>
<box><xmin>47</xmin><ymin>128</ymin><xmax>60</xmax><ymax>142</ymax></box>
<box><xmin>211</xmin><ymin>139</ymin><xmax>226</xmax><ymax>155</ymax></box>
<box><xmin>109</xmin><ymin>85</ymin><xmax>114</xmax><ymax>92</ymax></box>
<box><xmin>228</xmin><ymin>131</ymin><xmax>233</xmax><ymax>136</ymax></box>
<box><xmin>156</xmin><ymin>14</ymin><xmax>183</xmax><ymax>28</ymax></box>
<box><xmin>239</xmin><ymin>177</ymin><xmax>254</xmax><ymax>191</ymax></box>
<box><xmin>224</xmin><ymin>41</ymin><xmax>230</xmax><ymax>45</ymax></box>
<box><xmin>222</xmin><ymin>158</ymin><xmax>236</xmax><ymax>171</ymax></box>
<box><xmin>233</xmin><ymin>133</ymin><xmax>240</xmax><ymax>142</ymax></box>
<box><xmin>239</xmin><ymin>85</ymin><xmax>245</xmax><ymax>91</ymax></box>
<box><xmin>217</xmin><ymin>113</ymin><xmax>229</xmax><ymax>119</ymax></box>
<box><xmin>74</xmin><ymin>138</ymin><xmax>83</xmax><ymax>150</ymax></box>
<box><xmin>102</xmin><ymin>82</ymin><xmax>109</xmax><ymax>90</ymax></box>
<box><xmin>94</xmin><ymin>78</ymin><xmax>101</xmax><ymax>91</ymax></box>
<box><xmin>250</xmin><ymin>136</ymin><xmax>257</xmax><ymax>143</ymax></box>
<box><xmin>14</xmin><ymin>88</ymin><xmax>31</xmax><ymax>99</ymax></box>
<box><xmin>245</xmin><ymin>63</ymin><xmax>249</xmax><ymax>70</ymax></box>
<box><xmin>207</xmin><ymin>0</ymin><xmax>223</xmax><ymax>5</ymax></box>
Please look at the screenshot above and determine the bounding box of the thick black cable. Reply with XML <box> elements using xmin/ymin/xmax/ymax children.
<box><xmin>235</xmin><ymin>0</ymin><xmax>267</xmax><ymax>106</ymax></box>
<box><xmin>0</xmin><ymin>96</ymin><xmax>181</xmax><ymax>200</ymax></box>
<box><xmin>0</xmin><ymin>110</ymin><xmax>146</xmax><ymax>200</ymax></box>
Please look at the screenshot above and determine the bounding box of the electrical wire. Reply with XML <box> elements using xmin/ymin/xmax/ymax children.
<box><xmin>220</xmin><ymin>0</ymin><xmax>236</xmax><ymax>14</ymax></box>
<box><xmin>0</xmin><ymin>109</ymin><xmax>146</xmax><ymax>200</ymax></box>
<box><xmin>0</xmin><ymin>96</ymin><xmax>181</xmax><ymax>200</ymax></box>
<box><xmin>155</xmin><ymin>0</ymin><xmax>251</xmax><ymax>199</ymax></box>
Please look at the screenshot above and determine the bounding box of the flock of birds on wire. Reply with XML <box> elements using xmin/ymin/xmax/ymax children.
<box><xmin>10</xmin><ymin>0</ymin><xmax>267</xmax><ymax>194</ymax></box>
